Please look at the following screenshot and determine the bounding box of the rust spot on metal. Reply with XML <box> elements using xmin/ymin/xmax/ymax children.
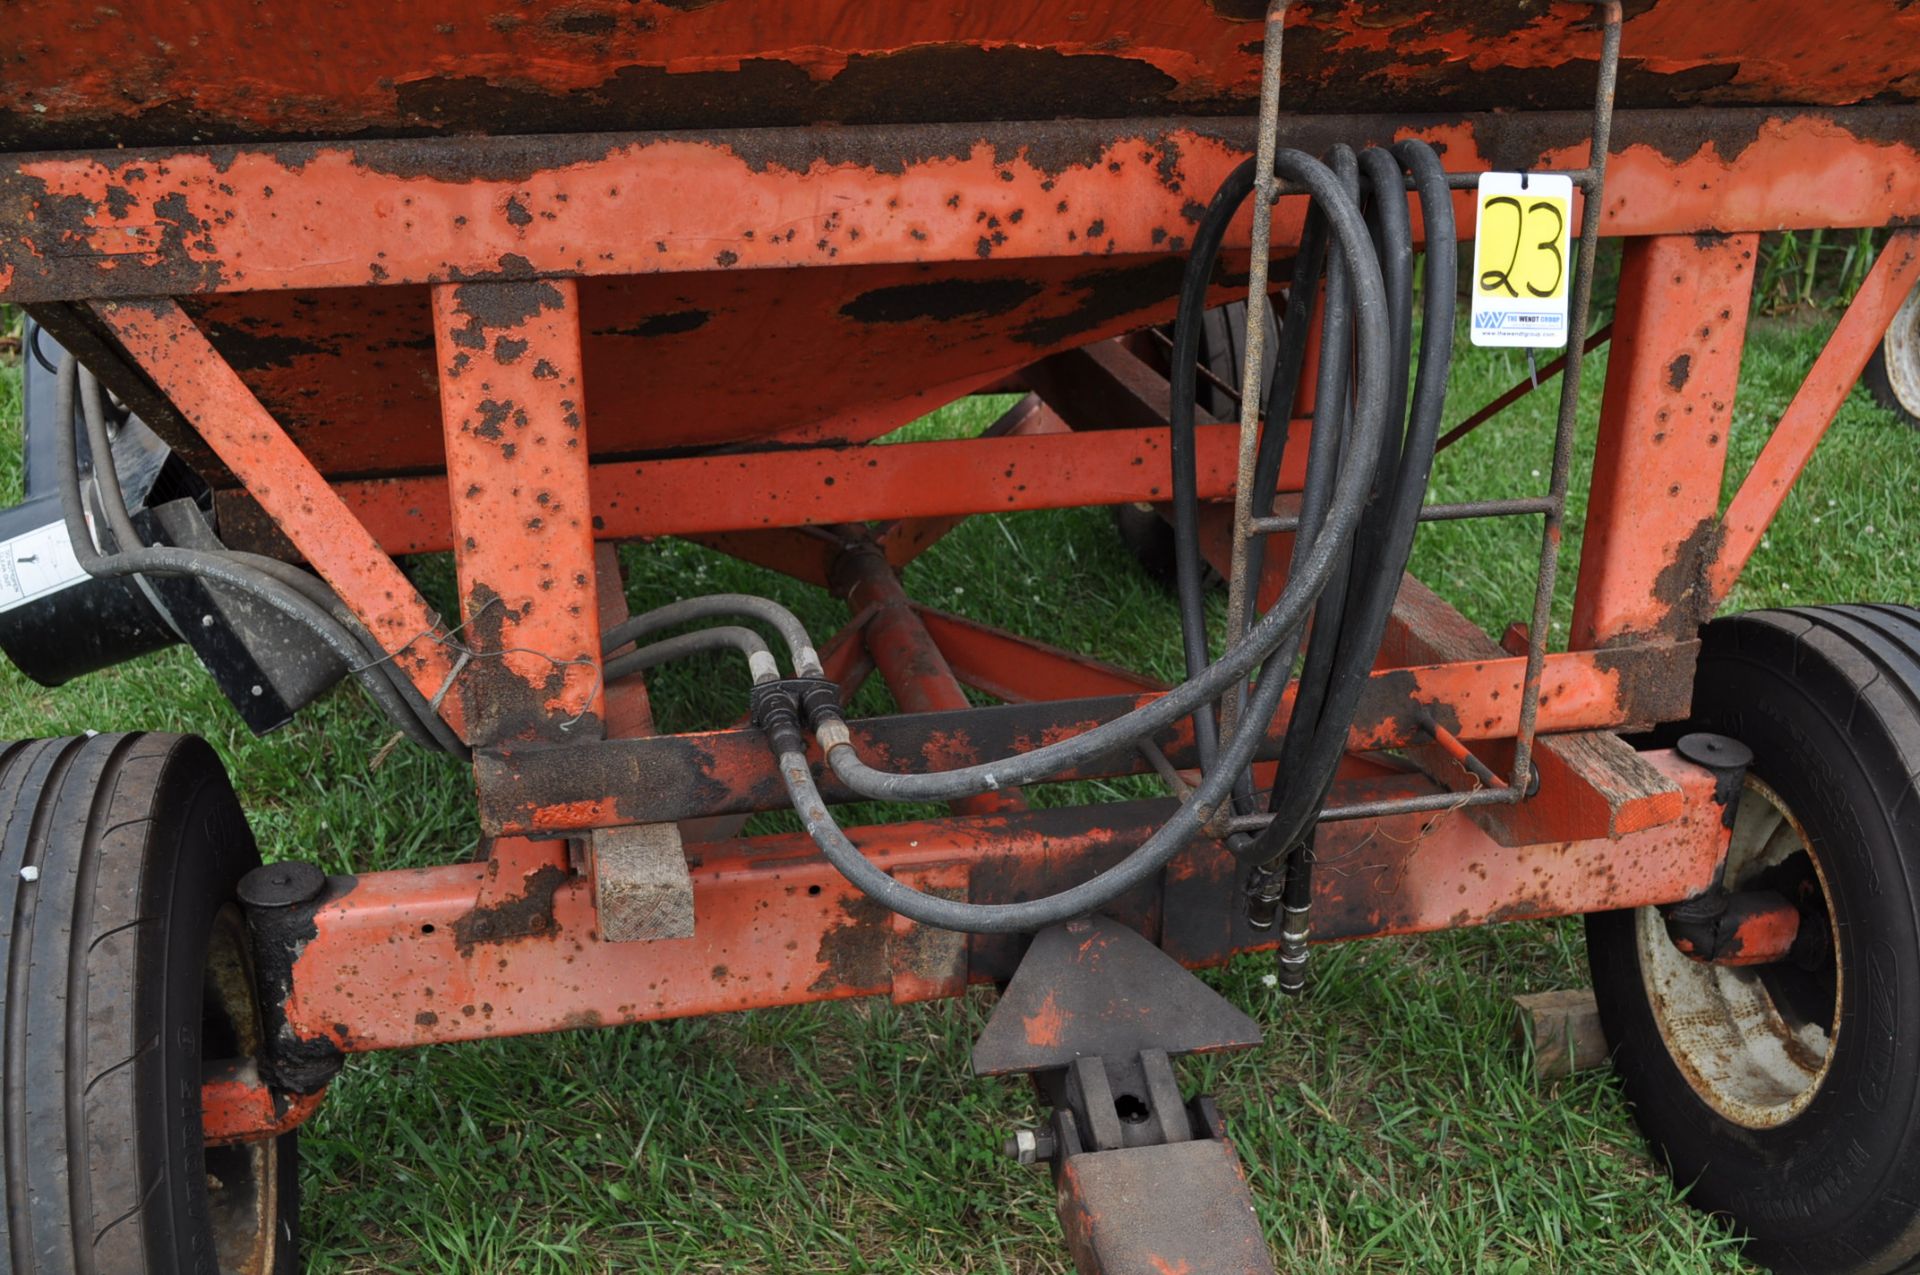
<box><xmin>1666</xmin><ymin>352</ymin><xmax>1693</xmax><ymax>390</ymax></box>
<box><xmin>1590</xmin><ymin>640</ymin><xmax>1700</xmax><ymax>724</ymax></box>
<box><xmin>451</xmin><ymin>862</ymin><xmax>568</xmax><ymax>956</ymax></box>
<box><xmin>1647</xmin><ymin>517</ymin><xmax>1728</xmax><ymax>641</ymax></box>
<box><xmin>809</xmin><ymin>892</ymin><xmax>892</xmax><ymax>993</ymax></box>
<box><xmin>1014</xmin><ymin>256</ymin><xmax>1190</xmax><ymax>347</ymax></box>
<box><xmin>450</xmin><ymin>278</ymin><xmax>567</xmax><ymax>331</ymax></box>
<box><xmin>596</xmin><ymin>308</ymin><xmax>711</xmax><ymax>338</ymax></box>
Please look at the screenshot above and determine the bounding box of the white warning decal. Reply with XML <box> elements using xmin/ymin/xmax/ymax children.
<box><xmin>0</xmin><ymin>521</ymin><xmax>88</xmax><ymax>614</ymax></box>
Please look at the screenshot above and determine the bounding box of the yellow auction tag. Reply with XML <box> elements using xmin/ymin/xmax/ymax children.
<box><xmin>1469</xmin><ymin>171</ymin><xmax>1573</xmax><ymax>348</ymax></box>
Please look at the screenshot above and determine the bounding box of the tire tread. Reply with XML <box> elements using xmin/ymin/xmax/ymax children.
<box><xmin>1591</xmin><ymin>604</ymin><xmax>1920</xmax><ymax>1275</ymax></box>
<box><xmin>0</xmin><ymin>733</ymin><xmax>291</xmax><ymax>1275</ymax></box>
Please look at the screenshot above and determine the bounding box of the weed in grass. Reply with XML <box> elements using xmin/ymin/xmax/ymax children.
<box><xmin>1</xmin><ymin>303</ymin><xmax>1914</xmax><ymax>1271</ymax></box>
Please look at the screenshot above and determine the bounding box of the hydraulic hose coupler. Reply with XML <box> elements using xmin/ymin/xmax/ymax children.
<box><xmin>1273</xmin><ymin>912</ymin><xmax>1311</xmax><ymax>996</ymax></box>
<box><xmin>749</xmin><ymin>676</ymin><xmax>840</xmax><ymax>756</ymax></box>
<box><xmin>1245</xmin><ymin>864</ymin><xmax>1284</xmax><ymax>931</ymax></box>
<box><xmin>1246</xmin><ymin>860</ymin><xmax>1310</xmax><ymax>996</ymax></box>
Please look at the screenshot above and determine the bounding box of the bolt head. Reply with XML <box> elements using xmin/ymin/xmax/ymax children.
<box><xmin>1676</xmin><ymin>732</ymin><xmax>1754</xmax><ymax>772</ymax></box>
<box><xmin>238</xmin><ymin>860</ymin><xmax>327</xmax><ymax>910</ymax></box>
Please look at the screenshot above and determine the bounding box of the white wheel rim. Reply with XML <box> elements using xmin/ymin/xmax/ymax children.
<box><xmin>1634</xmin><ymin>777</ymin><xmax>1841</xmax><ymax>1129</ymax></box>
<box><xmin>202</xmin><ymin>904</ymin><xmax>284</xmax><ymax>1275</ymax></box>
<box><xmin>1887</xmin><ymin>282</ymin><xmax>1920</xmax><ymax>419</ymax></box>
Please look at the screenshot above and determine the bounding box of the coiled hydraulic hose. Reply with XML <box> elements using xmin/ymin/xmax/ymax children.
<box><xmin>1247</xmin><ymin>141</ymin><xmax>1456</xmax><ymax>986</ymax></box>
<box><xmin>817</xmin><ymin>149</ymin><xmax>1389</xmax><ymax>809</ymax></box>
<box><xmin>779</xmin><ymin>146</ymin><xmax>1407</xmax><ymax>933</ymax></box>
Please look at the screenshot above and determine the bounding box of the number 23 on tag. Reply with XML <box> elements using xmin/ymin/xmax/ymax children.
<box><xmin>1469</xmin><ymin>171</ymin><xmax>1573</xmax><ymax>348</ymax></box>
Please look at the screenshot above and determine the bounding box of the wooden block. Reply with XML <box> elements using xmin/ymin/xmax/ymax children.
<box><xmin>1514</xmin><ymin>988</ymin><xmax>1610</xmax><ymax>1080</ymax></box>
<box><xmin>1387</xmin><ymin>574</ymin><xmax>1688</xmax><ymax>844</ymax></box>
<box><xmin>590</xmin><ymin>823</ymin><xmax>694</xmax><ymax>942</ymax></box>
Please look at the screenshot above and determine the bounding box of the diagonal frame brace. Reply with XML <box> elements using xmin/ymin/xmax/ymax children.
<box><xmin>1711</xmin><ymin>229</ymin><xmax>1920</xmax><ymax>602</ymax></box>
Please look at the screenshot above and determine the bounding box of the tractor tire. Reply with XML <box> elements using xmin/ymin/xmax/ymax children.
<box><xmin>1861</xmin><ymin>279</ymin><xmax>1920</xmax><ymax>429</ymax></box>
<box><xmin>0</xmin><ymin>733</ymin><xmax>298</xmax><ymax>1274</ymax></box>
<box><xmin>1587</xmin><ymin>606</ymin><xmax>1920</xmax><ymax>1275</ymax></box>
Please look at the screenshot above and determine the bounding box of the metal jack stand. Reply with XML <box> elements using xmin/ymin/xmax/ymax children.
<box><xmin>975</xmin><ymin>918</ymin><xmax>1275</xmax><ymax>1275</ymax></box>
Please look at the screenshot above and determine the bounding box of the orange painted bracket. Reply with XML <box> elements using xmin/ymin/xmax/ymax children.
<box><xmin>201</xmin><ymin>1061</ymin><xmax>326</xmax><ymax>1147</ymax></box>
<box><xmin>1385</xmin><ymin>575</ymin><xmax>1691</xmax><ymax>844</ymax></box>
<box><xmin>90</xmin><ymin>298</ymin><xmax>467</xmax><ymax>734</ymax></box>
<box><xmin>1570</xmin><ymin>233</ymin><xmax>1759</xmax><ymax>648</ymax></box>
<box><xmin>432</xmin><ymin>277</ymin><xmax>604</xmax><ymax>744</ymax></box>
<box><xmin>1711</xmin><ymin>229</ymin><xmax>1920</xmax><ymax>602</ymax></box>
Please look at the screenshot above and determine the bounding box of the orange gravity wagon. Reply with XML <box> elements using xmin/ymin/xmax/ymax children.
<box><xmin>3</xmin><ymin>3</ymin><xmax>1920</xmax><ymax>1271</ymax></box>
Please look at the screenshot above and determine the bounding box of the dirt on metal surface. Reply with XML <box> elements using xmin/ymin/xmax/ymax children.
<box><xmin>451</xmin><ymin>862</ymin><xmax>571</xmax><ymax>956</ymax></box>
<box><xmin>475</xmin><ymin>638</ymin><xmax>1690</xmax><ymax>834</ymax></box>
<box><xmin>275</xmin><ymin>756</ymin><xmax>1725</xmax><ymax>1055</ymax></box>
<box><xmin>7</xmin><ymin>1</ymin><xmax>1918</xmax><ymax>150</ymax></box>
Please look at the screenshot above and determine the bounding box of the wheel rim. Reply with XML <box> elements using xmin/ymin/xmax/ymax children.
<box><xmin>1887</xmin><ymin>282</ymin><xmax>1920</xmax><ymax>419</ymax></box>
<box><xmin>1635</xmin><ymin>776</ymin><xmax>1842</xmax><ymax>1129</ymax></box>
<box><xmin>200</xmin><ymin>903</ymin><xmax>283</xmax><ymax>1275</ymax></box>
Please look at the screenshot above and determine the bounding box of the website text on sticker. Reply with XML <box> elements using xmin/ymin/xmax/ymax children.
<box><xmin>1470</xmin><ymin>171</ymin><xmax>1573</xmax><ymax>349</ymax></box>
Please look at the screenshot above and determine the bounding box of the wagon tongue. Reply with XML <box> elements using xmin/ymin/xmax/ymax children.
<box><xmin>973</xmin><ymin>916</ymin><xmax>1275</xmax><ymax>1274</ymax></box>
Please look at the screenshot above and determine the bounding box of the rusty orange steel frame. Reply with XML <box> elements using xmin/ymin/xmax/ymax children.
<box><xmin>5</xmin><ymin>19</ymin><xmax>1920</xmax><ymax>1148</ymax></box>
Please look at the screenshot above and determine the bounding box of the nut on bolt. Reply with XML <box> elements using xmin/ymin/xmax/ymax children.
<box><xmin>1001</xmin><ymin>1127</ymin><xmax>1057</xmax><ymax>1166</ymax></box>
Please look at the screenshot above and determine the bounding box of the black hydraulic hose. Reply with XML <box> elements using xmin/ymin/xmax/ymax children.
<box><xmin>75</xmin><ymin>362</ymin><xmax>469</xmax><ymax>756</ymax></box>
<box><xmin>605</xmin><ymin>625</ymin><xmax>776</xmax><ymax>684</ymax></box>
<box><xmin>226</xmin><ymin>549</ymin><xmax>473</xmax><ymax>758</ymax></box>
<box><xmin>54</xmin><ymin>357</ymin><xmax>466</xmax><ymax>758</ymax></box>
<box><xmin>1227</xmin><ymin>149</ymin><xmax>1362</xmax><ymax>832</ymax></box>
<box><xmin>1167</xmin><ymin>148</ymin><xmax>1343</xmax><ymax>825</ymax></box>
<box><xmin>1263</xmin><ymin>147</ymin><xmax>1384</xmax><ymax>822</ymax></box>
<box><xmin>1162</xmin><ymin>152</ymin><xmax>1339</xmax><ymax>820</ymax></box>
<box><xmin>778</xmin><ymin>579</ymin><xmax>1310</xmax><ymax>933</ymax></box>
<box><xmin>601</xmin><ymin>594</ymin><xmax>821</xmax><ymax>678</ymax></box>
<box><xmin>821</xmin><ymin>150</ymin><xmax>1390</xmax><ymax>808</ymax></box>
<box><xmin>75</xmin><ymin>366</ymin><xmax>458</xmax><ymax>755</ymax></box>
<box><xmin>1246</xmin><ymin>146</ymin><xmax>1410</xmax><ymax>974</ymax></box>
<box><xmin>1164</xmin><ymin>159</ymin><xmax>1259</xmax><ymax>801</ymax></box>
<box><xmin>1251</xmin><ymin>141</ymin><xmax>1457</xmax><ymax>936</ymax></box>
<box><xmin>74</xmin><ymin>367</ymin><xmax>143</xmax><ymax>557</ymax></box>
<box><xmin>1235</xmin><ymin>202</ymin><xmax>1330</xmax><ymax>648</ymax></box>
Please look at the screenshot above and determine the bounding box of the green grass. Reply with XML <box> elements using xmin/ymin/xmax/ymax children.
<box><xmin>1</xmin><ymin>303</ymin><xmax>1915</xmax><ymax>1272</ymax></box>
